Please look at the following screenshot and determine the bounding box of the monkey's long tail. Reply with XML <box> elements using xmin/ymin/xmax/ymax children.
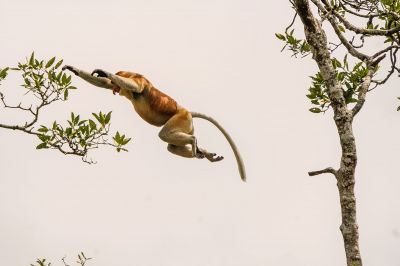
<box><xmin>191</xmin><ymin>112</ymin><xmax>246</xmax><ymax>182</ymax></box>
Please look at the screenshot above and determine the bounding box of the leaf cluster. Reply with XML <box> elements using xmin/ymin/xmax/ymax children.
<box><xmin>307</xmin><ymin>56</ymin><xmax>370</xmax><ymax>113</ymax></box>
<box><xmin>0</xmin><ymin>53</ymin><xmax>132</xmax><ymax>163</ymax></box>
<box><xmin>30</xmin><ymin>252</ymin><xmax>92</xmax><ymax>266</ymax></box>
<box><xmin>36</xmin><ymin>111</ymin><xmax>131</xmax><ymax>160</ymax></box>
<box><xmin>276</xmin><ymin>30</ymin><xmax>311</xmax><ymax>57</ymax></box>
<box><xmin>13</xmin><ymin>52</ymin><xmax>75</xmax><ymax>104</ymax></box>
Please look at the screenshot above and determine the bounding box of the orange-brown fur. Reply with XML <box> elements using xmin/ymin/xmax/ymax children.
<box><xmin>115</xmin><ymin>71</ymin><xmax>183</xmax><ymax>127</ymax></box>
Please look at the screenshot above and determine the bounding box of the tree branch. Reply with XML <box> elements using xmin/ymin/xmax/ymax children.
<box><xmin>333</xmin><ymin>10</ymin><xmax>400</xmax><ymax>36</ymax></box>
<box><xmin>310</xmin><ymin>0</ymin><xmax>371</xmax><ymax>61</ymax></box>
<box><xmin>352</xmin><ymin>68</ymin><xmax>374</xmax><ymax>117</ymax></box>
<box><xmin>308</xmin><ymin>167</ymin><xmax>338</xmax><ymax>177</ymax></box>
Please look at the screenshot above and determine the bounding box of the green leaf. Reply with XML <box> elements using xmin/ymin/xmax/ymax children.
<box><xmin>29</xmin><ymin>52</ymin><xmax>35</xmax><ymax>66</ymax></box>
<box><xmin>45</xmin><ymin>57</ymin><xmax>56</xmax><ymax>68</ymax></box>
<box><xmin>65</xmin><ymin>127</ymin><xmax>72</xmax><ymax>136</ymax></box>
<box><xmin>98</xmin><ymin>112</ymin><xmax>105</xmax><ymax>126</ymax></box>
<box><xmin>74</xmin><ymin>115</ymin><xmax>80</xmax><ymax>124</ymax></box>
<box><xmin>353</xmin><ymin>62</ymin><xmax>363</xmax><ymax>71</ymax></box>
<box><xmin>38</xmin><ymin>134</ymin><xmax>48</xmax><ymax>142</ymax></box>
<box><xmin>36</xmin><ymin>143</ymin><xmax>48</xmax><ymax>149</ymax></box>
<box><xmin>56</xmin><ymin>71</ymin><xmax>62</xmax><ymax>81</ymax></box>
<box><xmin>114</xmin><ymin>131</ymin><xmax>122</xmax><ymax>144</ymax></box>
<box><xmin>62</xmin><ymin>73</ymin><xmax>67</xmax><ymax>84</ymax></box>
<box><xmin>381</xmin><ymin>0</ymin><xmax>393</xmax><ymax>5</ymax></box>
<box><xmin>55</xmin><ymin>59</ymin><xmax>63</xmax><ymax>69</ymax></box>
<box><xmin>38</xmin><ymin>127</ymin><xmax>48</xmax><ymax>133</ymax></box>
<box><xmin>332</xmin><ymin>58</ymin><xmax>342</xmax><ymax>69</ymax></box>
<box><xmin>122</xmin><ymin>138</ymin><xmax>131</xmax><ymax>145</ymax></box>
<box><xmin>0</xmin><ymin>67</ymin><xmax>9</xmax><ymax>79</ymax></box>
<box><xmin>92</xmin><ymin>113</ymin><xmax>101</xmax><ymax>123</ymax></box>
<box><xmin>345</xmin><ymin>82</ymin><xmax>353</xmax><ymax>91</ymax></box>
<box><xmin>275</xmin><ymin>33</ymin><xmax>286</xmax><ymax>41</ymax></box>
<box><xmin>64</xmin><ymin>89</ymin><xmax>69</xmax><ymax>100</ymax></box>
<box><xmin>309</xmin><ymin>107</ymin><xmax>322</xmax><ymax>113</ymax></box>
<box><xmin>68</xmin><ymin>86</ymin><xmax>77</xmax><ymax>90</ymax></box>
<box><xmin>344</xmin><ymin>54</ymin><xmax>349</xmax><ymax>70</ymax></box>
<box><xmin>89</xmin><ymin>119</ymin><xmax>97</xmax><ymax>130</ymax></box>
<box><xmin>105</xmin><ymin>111</ymin><xmax>112</xmax><ymax>124</ymax></box>
<box><xmin>80</xmin><ymin>139</ymin><xmax>86</xmax><ymax>147</ymax></box>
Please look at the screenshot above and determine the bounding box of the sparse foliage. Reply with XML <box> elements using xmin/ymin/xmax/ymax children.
<box><xmin>30</xmin><ymin>252</ymin><xmax>92</xmax><ymax>266</ymax></box>
<box><xmin>0</xmin><ymin>53</ymin><xmax>131</xmax><ymax>163</ymax></box>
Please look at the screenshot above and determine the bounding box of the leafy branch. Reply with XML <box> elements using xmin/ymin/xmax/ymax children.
<box><xmin>0</xmin><ymin>53</ymin><xmax>131</xmax><ymax>162</ymax></box>
<box><xmin>307</xmin><ymin>56</ymin><xmax>372</xmax><ymax>113</ymax></box>
<box><xmin>277</xmin><ymin>0</ymin><xmax>400</xmax><ymax>113</ymax></box>
<box><xmin>30</xmin><ymin>252</ymin><xmax>92</xmax><ymax>266</ymax></box>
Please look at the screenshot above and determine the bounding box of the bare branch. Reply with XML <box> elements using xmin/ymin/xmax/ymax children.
<box><xmin>310</xmin><ymin>0</ymin><xmax>371</xmax><ymax>61</ymax></box>
<box><xmin>371</xmin><ymin>45</ymin><xmax>400</xmax><ymax>59</ymax></box>
<box><xmin>333</xmin><ymin>10</ymin><xmax>400</xmax><ymax>36</ymax></box>
<box><xmin>286</xmin><ymin>12</ymin><xmax>298</xmax><ymax>34</ymax></box>
<box><xmin>308</xmin><ymin>167</ymin><xmax>338</xmax><ymax>177</ymax></box>
<box><xmin>371</xmin><ymin>48</ymin><xmax>399</xmax><ymax>88</ymax></box>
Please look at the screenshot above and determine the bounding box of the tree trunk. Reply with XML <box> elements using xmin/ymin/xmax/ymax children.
<box><xmin>336</xmin><ymin>113</ymin><xmax>362</xmax><ymax>266</ymax></box>
<box><xmin>294</xmin><ymin>0</ymin><xmax>362</xmax><ymax>265</ymax></box>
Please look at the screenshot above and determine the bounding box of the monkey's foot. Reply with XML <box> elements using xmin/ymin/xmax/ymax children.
<box><xmin>205</xmin><ymin>153</ymin><xmax>224</xmax><ymax>162</ymax></box>
<box><xmin>197</xmin><ymin>148</ymin><xmax>223</xmax><ymax>162</ymax></box>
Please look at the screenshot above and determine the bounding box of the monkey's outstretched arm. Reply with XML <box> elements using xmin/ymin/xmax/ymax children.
<box><xmin>62</xmin><ymin>65</ymin><xmax>113</xmax><ymax>90</ymax></box>
<box><xmin>92</xmin><ymin>69</ymin><xmax>144</xmax><ymax>93</ymax></box>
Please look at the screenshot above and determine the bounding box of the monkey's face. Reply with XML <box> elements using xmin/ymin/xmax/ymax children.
<box><xmin>112</xmin><ymin>85</ymin><xmax>121</xmax><ymax>95</ymax></box>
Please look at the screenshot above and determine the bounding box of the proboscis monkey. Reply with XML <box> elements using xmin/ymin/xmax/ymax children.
<box><xmin>62</xmin><ymin>65</ymin><xmax>246</xmax><ymax>181</ymax></box>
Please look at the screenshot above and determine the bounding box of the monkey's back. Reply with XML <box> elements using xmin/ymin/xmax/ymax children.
<box><xmin>117</xmin><ymin>71</ymin><xmax>179</xmax><ymax>126</ymax></box>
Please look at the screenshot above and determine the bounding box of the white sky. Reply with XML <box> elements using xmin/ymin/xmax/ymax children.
<box><xmin>0</xmin><ymin>1</ymin><xmax>399</xmax><ymax>265</ymax></box>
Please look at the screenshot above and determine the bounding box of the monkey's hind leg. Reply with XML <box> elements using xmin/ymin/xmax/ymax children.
<box><xmin>167</xmin><ymin>142</ymin><xmax>224</xmax><ymax>162</ymax></box>
<box><xmin>167</xmin><ymin>144</ymin><xmax>200</xmax><ymax>158</ymax></box>
<box><xmin>158</xmin><ymin>109</ymin><xmax>203</xmax><ymax>158</ymax></box>
<box><xmin>159</xmin><ymin>110</ymin><xmax>223</xmax><ymax>162</ymax></box>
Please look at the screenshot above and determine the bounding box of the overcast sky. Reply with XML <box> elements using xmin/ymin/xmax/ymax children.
<box><xmin>0</xmin><ymin>1</ymin><xmax>399</xmax><ymax>265</ymax></box>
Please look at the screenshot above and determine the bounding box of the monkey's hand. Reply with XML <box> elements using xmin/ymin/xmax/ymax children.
<box><xmin>62</xmin><ymin>65</ymin><xmax>79</xmax><ymax>76</ymax></box>
<box><xmin>205</xmin><ymin>153</ymin><xmax>224</xmax><ymax>162</ymax></box>
<box><xmin>91</xmin><ymin>69</ymin><xmax>120</xmax><ymax>95</ymax></box>
<box><xmin>91</xmin><ymin>69</ymin><xmax>112</xmax><ymax>78</ymax></box>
